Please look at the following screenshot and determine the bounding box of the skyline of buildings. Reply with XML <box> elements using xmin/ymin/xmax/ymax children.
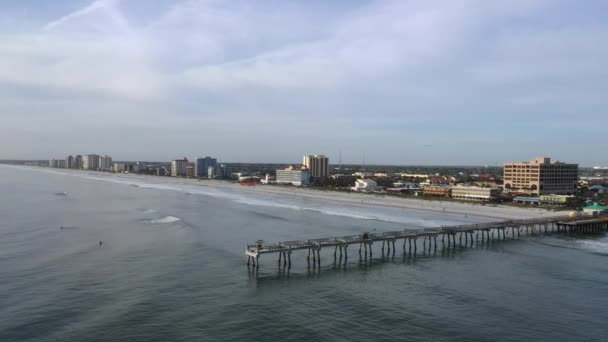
<box><xmin>42</xmin><ymin>152</ymin><xmax>591</xmax><ymax>202</ymax></box>
<box><xmin>49</xmin><ymin>154</ymin><xmax>112</xmax><ymax>171</ymax></box>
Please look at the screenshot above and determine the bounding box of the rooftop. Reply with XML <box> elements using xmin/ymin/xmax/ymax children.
<box><xmin>583</xmin><ymin>203</ymin><xmax>608</xmax><ymax>211</ymax></box>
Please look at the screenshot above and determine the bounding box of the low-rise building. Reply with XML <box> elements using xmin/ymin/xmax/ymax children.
<box><xmin>113</xmin><ymin>163</ymin><xmax>138</xmax><ymax>173</ymax></box>
<box><xmin>539</xmin><ymin>194</ymin><xmax>574</xmax><ymax>205</ymax></box>
<box><xmin>451</xmin><ymin>186</ymin><xmax>499</xmax><ymax>201</ymax></box>
<box><xmin>353</xmin><ymin>172</ymin><xmax>374</xmax><ymax>178</ymax></box>
<box><xmin>423</xmin><ymin>185</ymin><xmax>451</xmax><ymax>197</ymax></box>
<box><xmin>276</xmin><ymin>165</ymin><xmax>310</xmax><ymax>186</ymax></box>
<box><xmin>582</xmin><ymin>203</ymin><xmax>608</xmax><ymax>216</ymax></box>
<box><xmin>351</xmin><ymin>179</ymin><xmax>379</xmax><ymax>192</ymax></box>
<box><xmin>512</xmin><ymin>196</ymin><xmax>540</xmax><ymax>205</ymax></box>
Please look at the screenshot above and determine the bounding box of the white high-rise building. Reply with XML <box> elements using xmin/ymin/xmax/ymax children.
<box><xmin>99</xmin><ymin>155</ymin><xmax>113</xmax><ymax>171</ymax></box>
<box><xmin>73</xmin><ymin>155</ymin><xmax>83</xmax><ymax>169</ymax></box>
<box><xmin>276</xmin><ymin>165</ymin><xmax>310</xmax><ymax>186</ymax></box>
<box><xmin>171</xmin><ymin>158</ymin><xmax>188</xmax><ymax>177</ymax></box>
<box><xmin>83</xmin><ymin>154</ymin><xmax>100</xmax><ymax>170</ymax></box>
<box><xmin>303</xmin><ymin>154</ymin><xmax>329</xmax><ymax>178</ymax></box>
<box><xmin>65</xmin><ymin>155</ymin><xmax>73</xmax><ymax>169</ymax></box>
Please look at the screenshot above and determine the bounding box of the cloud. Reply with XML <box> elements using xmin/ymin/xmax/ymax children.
<box><xmin>0</xmin><ymin>0</ymin><xmax>607</xmax><ymax>163</ymax></box>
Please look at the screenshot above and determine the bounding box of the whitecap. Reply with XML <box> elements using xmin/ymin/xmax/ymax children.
<box><xmin>143</xmin><ymin>216</ymin><xmax>181</xmax><ymax>224</ymax></box>
<box><xmin>578</xmin><ymin>240</ymin><xmax>608</xmax><ymax>255</ymax></box>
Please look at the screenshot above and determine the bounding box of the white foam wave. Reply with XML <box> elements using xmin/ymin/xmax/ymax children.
<box><xmin>579</xmin><ymin>240</ymin><xmax>608</xmax><ymax>254</ymax></box>
<box><xmin>143</xmin><ymin>216</ymin><xmax>181</xmax><ymax>224</ymax></box>
<box><xmin>235</xmin><ymin>198</ymin><xmax>302</xmax><ymax>211</ymax></box>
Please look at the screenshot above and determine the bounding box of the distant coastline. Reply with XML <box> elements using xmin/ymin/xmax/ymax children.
<box><xmin>2</xmin><ymin>165</ymin><xmax>572</xmax><ymax>221</ymax></box>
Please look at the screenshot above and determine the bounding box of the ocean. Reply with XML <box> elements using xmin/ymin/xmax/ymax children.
<box><xmin>1</xmin><ymin>165</ymin><xmax>607</xmax><ymax>341</ymax></box>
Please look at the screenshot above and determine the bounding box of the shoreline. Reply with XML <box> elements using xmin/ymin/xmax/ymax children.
<box><xmin>4</xmin><ymin>165</ymin><xmax>573</xmax><ymax>220</ymax></box>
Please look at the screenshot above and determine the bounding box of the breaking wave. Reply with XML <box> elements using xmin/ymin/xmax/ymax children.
<box><xmin>143</xmin><ymin>216</ymin><xmax>181</xmax><ymax>224</ymax></box>
<box><xmin>578</xmin><ymin>240</ymin><xmax>608</xmax><ymax>256</ymax></box>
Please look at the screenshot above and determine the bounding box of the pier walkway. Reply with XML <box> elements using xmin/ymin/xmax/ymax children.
<box><xmin>245</xmin><ymin>215</ymin><xmax>608</xmax><ymax>268</ymax></box>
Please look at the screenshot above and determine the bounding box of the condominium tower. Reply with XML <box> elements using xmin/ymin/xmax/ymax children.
<box><xmin>302</xmin><ymin>154</ymin><xmax>329</xmax><ymax>178</ymax></box>
<box><xmin>195</xmin><ymin>157</ymin><xmax>217</xmax><ymax>178</ymax></box>
<box><xmin>82</xmin><ymin>154</ymin><xmax>100</xmax><ymax>170</ymax></box>
<box><xmin>171</xmin><ymin>158</ymin><xmax>189</xmax><ymax>177</ymax></box>
<box><xmin>66</xmin><ymin>155</ymin><xmax>74</xmax><ymax>169</ymax></box>
<box><xmin>503</xmin><ymin>157</ymin><xmax>578</xmax><ymax>195</ymax></box>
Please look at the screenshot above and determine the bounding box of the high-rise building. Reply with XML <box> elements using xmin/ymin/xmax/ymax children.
<box><xmin>186</xmin><ymin>165</ymin><xmax>195</xmax><ymax>178</ymax></box>
<box><xmin>276</xmin><ymin>165</ymin><xmax>310</xmax><ymax>186</ymax></box>
<box><xmin>219</xmin><ymin>164</ymin><xmax>233</xmax><ymax>178</ymax></box>
<box><xmin>303</xmin><ymin>154</ymin><xmax>329</xmax><ymax>178</ymax></box>
<box><xmin>195</xmin><ymin>157</ymin><xmax>217</xmax><ymax>178</ymax></box>
<box><xmin>99</xmin><ymin>155</ymin><xmax>113</xmax><ymax>171</ymax></box>
<box><xmin>171</xmin><ymin>158</ymin><xmax>188</xmax><ymax>177</ymax></box>
<box><xmin>49</xmin><ymin>159</ymin><xmax>58</xmax><ymax>168</ymax></box>
<box><xmin>83</xmin><ymin>154</ymin><xmax>100</xmax><ymax>170</ymax></box>
<box><xmin>503</xmin><ymin>157</ymin><xmax>578</xmax><ymax>195</ymax></box>
<box><xmin>74</xmin><ymin>155</ymin><xmax>83</xmax><ymax>169</ymax></box>
<box><xmin>66</xmin><ymin>155</ymin><xmax>73</xmax><ymax>169</ymax></box>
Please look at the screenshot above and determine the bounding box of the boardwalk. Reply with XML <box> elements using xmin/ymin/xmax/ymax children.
<box><xmin>245</xmin><ymin>215</ymin><xmax>608</xmax><ymax>268</ymax></box>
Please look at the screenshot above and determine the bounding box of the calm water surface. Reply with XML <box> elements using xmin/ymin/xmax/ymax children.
<box><xmin>1</xmin><ymin>166</ymin><xmax>607</xmax><ymax>341</ymax></box>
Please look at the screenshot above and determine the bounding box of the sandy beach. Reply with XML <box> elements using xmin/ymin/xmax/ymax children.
<box><xmin>121</xmin><ymin>172</ymin><xmax>570</xmax><ymax>221</ymax></box>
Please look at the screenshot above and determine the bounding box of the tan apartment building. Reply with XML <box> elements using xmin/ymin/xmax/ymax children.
<box><xmin>503</xmin><ymin>157</ymin><xmax>578</xmax><ymax>195</ymax></box>
<box><xmin>451</xmin><ymin>186</ymin><xmax>499</xmax><ymax>201</ymax></box>
<box><xmin>171</xmin><ymin>158</ymin><xmax>189</xmax><ymax>177</ymax></box>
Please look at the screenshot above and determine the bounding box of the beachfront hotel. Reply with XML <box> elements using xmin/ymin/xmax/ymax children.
<box><xmin>503</xmin><ymin>157</ymin><xmax>578</xmax><ymax>196</ymax></box>
<box><xmin>303</xmin><ymin>154</ymin><xmax>329</xmax><ymax>178</ymax></box>
<box><xmin>276</xmin><ymin>165</ymin><xmax>310</xmax><ymax>186</ymax></box>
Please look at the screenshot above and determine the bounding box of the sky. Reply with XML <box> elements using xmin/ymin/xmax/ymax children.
<box><xmin>0</xmin><ymin>0</ymin><xmax>607</xmax><ymax>166</ymax></box>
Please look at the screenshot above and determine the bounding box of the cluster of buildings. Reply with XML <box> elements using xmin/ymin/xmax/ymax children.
<box><xmin>49</xmin><ymin>154</ymin><xmax>114</xmax><ymax>171</ymax></box>
<box><xmin>43</xmin><ymin>152</ymin><xmax>593</xmax><ymax>206</ymax></box>
<box><xmin>411</xmin><ymin>157</ymin><xmax>579</xmax><ymax>202</ymax></box>
<box><xmin>170</xmin><ymin>156</ymin><xmax>232</xmax><ymax>179</ymax></box>
<box><xmin>271</xmin><ymin>155</ymin><xmax>329</xmax><ymax>186</ymax></box>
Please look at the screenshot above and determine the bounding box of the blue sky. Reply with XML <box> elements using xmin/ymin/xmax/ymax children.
<box><xmin>0</xmin><ymin>0</ymin><xmax>607</xmax><ymax>166</ymax></box>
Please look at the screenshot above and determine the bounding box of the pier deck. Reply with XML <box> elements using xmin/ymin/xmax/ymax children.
<box><xmin>245</xmin><ymin>215</ymin><xmax>608</xmax><ymax>268</ymax></box>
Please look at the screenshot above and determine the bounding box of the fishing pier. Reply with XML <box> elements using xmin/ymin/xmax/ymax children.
<box><xmin>245</xmin><ymin>215</ymin><xmax>608</xmax><ymax>268</ymax></box>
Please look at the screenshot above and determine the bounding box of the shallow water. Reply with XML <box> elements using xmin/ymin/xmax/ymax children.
<box><xmin>1</xmin><ymin>166</ymin><xmax>607</xmax><ymax>341</ymax></box>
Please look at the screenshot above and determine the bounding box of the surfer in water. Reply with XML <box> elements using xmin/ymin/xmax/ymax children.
<box><xmin>99</xmin><ymin>241</ymin><xmax>103</xmax><ymax>246</ymax></box>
